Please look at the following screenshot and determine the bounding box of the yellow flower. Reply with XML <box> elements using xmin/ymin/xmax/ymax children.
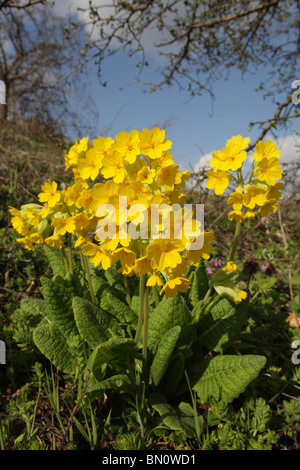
<box><xmin>137</xmin><ymin>165</ymin><xmax>156</xmax><ymax>185</ymax></box>
<box><xmin>235</xmin><ymin>290</ymin><xmax>248</xmax><ymax>304</ymax></box>
<box><xmin>38</xmin><ymin>181</ymin><xmax>61</xmax><ymax>208</ymax></box>
<box><xmin>175</xmin><ymin>169</ymin><xmax>191</xmax><ymax>189</ymax></box>
<box><xmin>244</xmin><ymin>211</ymin><xmax>255</xmax><ymax>220</ymax></box>
<box><xmin>146</xmin><ymin>238</ymin><xmax>185</xmax><ymax>271</ymax></box>
<box><xmin>81</xmin><ymin>242</ymin><xmax>112</xmax><ymax>270</ymax></box>
<box><xmin>113</xmin><ymin>130</ymin><xmax>140</xmax><ymax>164</ymax></box>
<box><xmin>266</xmin><ymin>182</ymin><xmax>284</xmax><ymax>201</ymax></box>
<box><xmin>160</xmin><ymin>276</ymin><xmax>191</xmax><ymax>299</ymax></box>
<box><xmin>258</xmin><ymin>199</ymin><xmax>278</xmax><ymax>218</ymax></box>
<box><xmin>63</xmin><ymin>182</ymin><xmax>87</xmax><ymax>207</ymax></box>
<box><xmin>147</xmin><ymin>274</ymin><xmax>163</xmax><ymax>287</ymax></box>
<box><xmin>72</xmin><ymin>213</ymin><xmax>91</xmax><ymax>233</ymax></box>
<box><xmin>90</xmin><ymin>180</ymin><xmax>120</xmax><ymax>212</ymax></box>
<box><xmin>101</xmin><ymin>151</ymin><xmax>127</xmax><ymax>184</ymax></box>
<box><xmin>139</xmin><ymin>127</ymin><xmax>172</xmax><ymax>160</ymax></box>
<box><xmin>51</xmin><ymin>217</ymin><xmax>76</xmax><ymax>236</ymax></box>
<box><xmin>252</xmin><ymin>140</ymin><xmax>281</xmax><ymax>162</ymax></box>
<box><xmin>225</xmin><ymin>261</ymin><xmax>237</xmax><ymax>273</ymax></box>
<box><xmin>45</xmin><ymin>234</ymin><xmax>62</xmax><ymax>248</ymax></box>
<box><xmin>77</xmin><ymin>147</ymin><xmax>103</xmax><ymax>181</ymax></box>
<box><xmin>210</xmin><ymin>136</ymin><xmax>249</xmax><ymax>172</ymax></box>
<box><xmin>210</xmin><ymin>145</ymin><xmax>247</xmax><ymax>172</ymax></box>
<box><xmin>228</xmin><ymin>210</ymin><xmax>244</xmax><ymax>223</ymax></box>
<box><xmin>112</xmin><ymin>247</ymin><xmax>136</xmax><ymax>272</ymax></box>
<box><xmin>133</xmin><ymin>256</ymin><xmax>152</xmax><ymax>276</ymax></box>
<box><xmin>227</xmin><ymin>191</ymin><xmax>244</xmax><ymax>210</ymax></box>
<box><xmin>65</xmin><ymin>137</ymin><xmax>89</xmax><ymax>170</ymax></box>
<box><xmin>156</xmin><ymin>164</ymin><xmax>179</xmax><ymax>191</ymax></box>
<box><xmin>29</xmin><ymin>232</ymin><xmax>44</xmax><ymax>244</ymax></box>
<box><xmin>77</xmin><ymin>189</ymin><xmax>94</xmax><ymax>214</ymax></box>
<box><xmin>243</xmin><ymin>185</ymin><xmax>266</xmax><ymax>209</ymax></box>
<box><xmin>16</xmin><ymin>237</ymin><xmax>34</xmax><ymax>251</ymax></box>
<box><xmin>226</xmin><ymin>135</ymin><xmax>251</xmax><ymax>149</ymax></box>
<box><xmin>93</xmin><ymin>136</ymin><xmax>114</xmax><ymax>161</ymax></box>
<box><xmin>254</xmin><ymin>157</ymin><xmax>283</xmax><ymax>186</ymax></box>
<box><xmin>206</xmin><ymin>169</ymin><xmax>231</xmax><ymax>195</ymax></box>
<box><xmin>186</xmin><ymin>231</ymin><xmax>215</xmax><ymax>264</ymax></box>
<box><xmin>10</xmin><ymin>213</ymin><xmax>30</xmax><ymax>236</ymax></box>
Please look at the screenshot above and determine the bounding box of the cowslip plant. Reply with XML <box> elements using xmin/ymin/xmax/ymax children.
<box><xmin>203</xmin><ymin>136</ymin><xmax>284</xmax><ymax>307</ymax></box>
<box><xmin>8</xmin><ymin>129</ymin><xmax>284</xmax><ymax>443</ymax></box>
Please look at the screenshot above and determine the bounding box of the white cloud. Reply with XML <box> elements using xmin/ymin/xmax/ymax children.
<box><xmin>274</xmin><ymin>134</ymin><xmax>300</xmax><ymax>165</ymax></box>
<box><xmin>194</xmin><ymin>152</ymin><xmax>213</xmax><ymax>172</ymax></box>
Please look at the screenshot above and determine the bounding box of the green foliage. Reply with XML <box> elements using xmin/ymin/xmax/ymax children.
<box><xmin>3</xmin><ymin>200</ymin><xmax>300</xmax><ymax>450</ymax></box>
<box><xmin>190</xmin><ymin>355</ymin><xmax>266</xmax><ymax>404</ymax></box>
<box><xmin>15</xmin><ymin>245</ymin><xmax>269</xmax><ymax>448</ymax></box>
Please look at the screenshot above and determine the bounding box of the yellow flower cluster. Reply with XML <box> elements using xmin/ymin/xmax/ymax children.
<box><xmin>9</xmin><ymin>128</ymin><xmax>215</xmax><ymax>299</ymax></box>
<box><xmin>206</xmin><ymin>136</ymin><xmax>284</xmax><ymax>221</ymax></box>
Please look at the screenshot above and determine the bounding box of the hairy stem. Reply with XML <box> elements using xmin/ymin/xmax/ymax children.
<box><xmin>134</xmin><ymin>274</ymin><xmax>147</xmax><ymax>344</ymax></box>
<box><xmin>142</xmin><ymin>285</ymin><xmax>149</xmax><ymax>374</ymax></box>
<box><xmin>83</xmin><ymin>255</ymin><xmax>96</xmax><ymax>305</ymax></box>
<box><xmin>68</xmin><ymin>233</ymin><xmax>74</xmax><ymax>275</ymax></box>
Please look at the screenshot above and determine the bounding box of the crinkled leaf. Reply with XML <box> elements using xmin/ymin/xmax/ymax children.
<box><xmin>91</xmin><ymin>338</ymin><xmax>137</xmax><ymax>380</ymax></box>
<box><xmin>43</xmin><ymin>245</ymin><xmax>66</xmax><ymax>277</ymax></box>
<box><xmin>150</xmin><ymin>326</ymin><xmax>181</xmax><ymax>387</ymax></box>
<box><xmin>189</xmin><ymin>259</ymin><xmax>210</xmax><ymax>307</ymax></box>
<box><xmin>40</xmin><ymin>277</ymin><xmax>79</xmax><ymax>344</ymax></box>
<box><xmin>196</xmin><ymin>295</ymin><xmax>247</xmax><ymax>352</ymax></box>
<box><xmin>150</xmin><ymin>393</ymin><xmax>202</xmax><ymax>438</ymax></box>
<box><xmin>72</xmin><ymin>296</ymin><xmax>124</xmax><ymax>349</ymax></box>
<box><xmin>147</xmin><ymin>296</ymin><xmax>196</xmax><ymax>356</ymax></box>
<box><xmin>100</xmin><ymin>290</ymin><xmax>137</xmax><ymax>327</ymax></box>
<box><xmin>33</xmin><ymin>323</ymin><xmax>78</xmax><ymax>375</ymax></box>
<box><xmin>190</xmin><ymin>354</ymin><xmax>266</xmax><ymax>404</ymax></box>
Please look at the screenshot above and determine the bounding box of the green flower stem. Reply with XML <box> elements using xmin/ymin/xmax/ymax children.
<box><xmin>61</xmin><ymin>244</ymin><xmax>70</xmax><ymax>273</ymax></box>
<box><xmin>124</xmin><ymin>276</ymin><xmax>132</xmax><ymax>308</ymax></box>
<box><xmin>229</xmin><ymin>221</ymin><xmax>241</xmax><ymax>262</ymax></box>
<box><xmin>142</xmin><ymin>285</ymin><xmax>149</xmax><ymax>373</ymax></box>
<box><xmin>68</xmin><ymin>233</ymin><xmax>74</xmax><ymax>275</ymax></box>
<box><xmin>152</xmin><ymin>285</ymin><xmax>160</xmax><ymax>307</ymax></box>
<box><xmin>134</xmin><ymin>274</ymin><xmax>147</xmax><ymax>344</ymax></box>
<box><xmin>83</xmin><ymin>255</ymin><xmax>96</xmax><ymax>305</ymax></box>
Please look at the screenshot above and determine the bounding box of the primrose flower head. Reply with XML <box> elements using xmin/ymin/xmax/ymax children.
<box><xmin>9</xmin><ymin>127</ymin><xmax>216</xmax><ymax>299</ymax></box>
<box><xmin>206</xmin><ymin>136</ymin><xmax>283</xmax><ymax>222</ymax></box>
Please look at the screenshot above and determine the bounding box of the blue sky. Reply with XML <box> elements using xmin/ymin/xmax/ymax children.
<box><xmin>55</xmin><ymin>0</ymin><xmax>299</xmax><ymax>174</ymax></box>
<box><xmin>87</xmin><ymin>51</ymin><xmax>296</xmax><ymax>172</ymax></box>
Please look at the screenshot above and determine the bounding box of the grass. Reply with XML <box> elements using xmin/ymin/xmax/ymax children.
<box><xmin>0</xmin><ymin>118</ymin><xmax>300</xmax><ymax>450</ymax></box>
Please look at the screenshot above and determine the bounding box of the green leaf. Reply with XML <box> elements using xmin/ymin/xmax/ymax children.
<box><xmin>40</xmin><ymin>277</ymin><xmax>79</xmax><ymax>344</ymax></box>
<box><xmin>91</xmin><ymin>338</ymin><xmax>137</xmax><ymax>380</ymax></box>
<box><xmin>147</xmin><ymin>296</ymin><xmax>196</xmax><ymax>356</ymax></box>
<box><xmin>100</xmin><ymin>290</ymin><xmax>137</xmax><ymax>327</ymax></box>
<box><xmin>150</xmin><ymin>326</ymin><xmax>181</xmax><ymax>387</ymax></box>
<box><xmin>72</xmin><ymin>297</ymin><xmax>123</xmax><ymax>349</ymax></box>
<box><xmin>20</xmin><ymin>297</ymin><xmax>46</xmax><ymax>317</ymax></box>
<box><xmin>189</xmin><ymin>259</ymin><xmax>210</xmax><ymax>307</ymax></box>
<box><xmin>87</xmin><ymin>374</ymin><xmax>133</xmax><ymax>398</ymax></box>
<box><xmin>190</xmin><ymin>354</ymin><xmax>267</xmax><ymax>404</ymax></box>
<box><xmin>33</xmin><ymin>324</ymin><xmax>78</xmax><ymax>375</ymax></box>
<box><xmin>162</xmin><ymin>352</ymin><xmax>185</xmax><ymax>398</ymax></box>
<box><xmin>196</xmin><ymin>295</ymin><xmax>247</xmax><ymax>352</ymax></box>
<box><xmin>43</xmin><ymin>245</ymin><xmax>66</xmax><ymax>277</ymax></box>
<box><xmin>150</xmin><ymin>393</ymin><xmax>201</xmax><ymax>438</ymax></box>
